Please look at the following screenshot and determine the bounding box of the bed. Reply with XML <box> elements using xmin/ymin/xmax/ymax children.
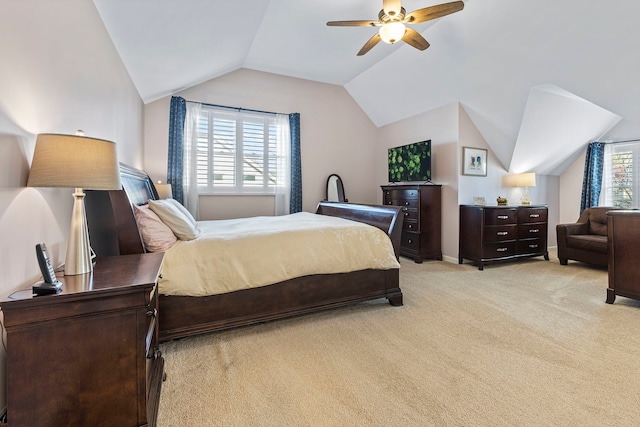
<box><xmin>85</xmin><ymin>164</ymin><xmax>404</xmax><ymax>342</ymax></box>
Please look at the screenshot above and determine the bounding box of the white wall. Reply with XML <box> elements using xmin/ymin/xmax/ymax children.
<box><xmin>559</xmin><ymin>152</ymin><xmax>586</xmax><ymax>224</ymax></box>
<box><xmin>144</xmin><ymin>68</ymin><xmax>379</xmax><ymax>219</ymax></box>
<box><xmin>0</xmin><ymin>0</ymin><xmax>143</xmax><ymax>407</ymax></box>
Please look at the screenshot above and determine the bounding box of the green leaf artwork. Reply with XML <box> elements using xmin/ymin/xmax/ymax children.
<box><xmin>388</xmin><ymin>140</ymin><xmax>431</xmax><ymax>182</ymax></box>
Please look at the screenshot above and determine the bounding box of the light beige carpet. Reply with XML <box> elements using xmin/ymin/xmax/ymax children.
<box><xmin>157</xmin><ymin>250</ymin><xmax>640</xmax><ymax>426</ymax></box>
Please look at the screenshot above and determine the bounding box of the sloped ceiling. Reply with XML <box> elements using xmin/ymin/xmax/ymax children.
<box><xmin>93</xmin><ymin>0</ymin><xmax>640</xmax><ymax>175</ymax></box>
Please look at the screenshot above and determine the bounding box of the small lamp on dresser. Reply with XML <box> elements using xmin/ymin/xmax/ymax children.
<box><xmin>27</xmin><ymin>132</ymin><xmax>121</xmax><ymax>275</ymax></box>
<box><xmin>516</xmin><ymin>172</ymin><xmax>536</xmax><ymax>205</ymax></box>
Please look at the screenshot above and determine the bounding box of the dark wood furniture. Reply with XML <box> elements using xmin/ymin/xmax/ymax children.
<box><xmin>459</xmin><ymin>204</ymin><xmax>549</xmax><ymax>270</ymax></box>
<box><xmin>606</xmin><ymin>210</ymin><xmax>640</xmax><ymax>304</ymax></box>
<box><xmin>557</xmin><ymin>206</ymin><xmax>621</xmax><ymax>267</ymax></box>
<box><xmin>0</xmin><ymin>253</ymin><xmax>165</xmax><ymax>427</ymax></box>
<box><xmin>381</xmin><ymin>184</ymin><xmax>442</xmax><ymax>263</ymax></box>
<box><xmin>85</xmin><ymin>164</ymin><xmax>404</xmax><ymax>342</ymax></box>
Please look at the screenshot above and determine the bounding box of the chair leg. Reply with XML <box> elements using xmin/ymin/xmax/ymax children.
<box><xmin>559</xmin><ymin>258</ymin><xmax>568</xmax><ymax>265</ymax></box>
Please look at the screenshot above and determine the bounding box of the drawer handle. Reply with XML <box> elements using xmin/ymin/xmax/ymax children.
<box><xmin>529</xmin><ymin>229</ymin><xmax>539</xmax><ymax>233</ymax></box>
<box><xmin>497</xmin><ymin>231</ymin><xmax>508</xmax><ymax>236</ymax></box>
<box><xmin>408</xmin><ymin>239</ymin><xmax>413</xmax><ymax>244</ymax></box>
<box><xmin>404</xmin><ymin>201</ymin><xmax>410</xmax><ymax>206</ymax></box>
<box><xmin>408</xmin><ymin>224</ymin><xmax>413</xmax><ymax>229</ymax></box>
<box><xmin>387</xmin><ymin>202</ymin><xmax>392</xmax><ymax>205</ymax></box>
<box><xmin>497</xmin><ymin>247</ymin><xmax>508</xmax><ymax>252</ymax></box>
<box><xmin>404</xmin><ymin>212</ymin><xmax>409</xmax><ymax>217</ymax></box>
<box><xmin>529</xmin><ymin>214</ymin><xmax>540</xmax><ymax>218</ymax></box>
<box><xmin>497</xmin><ymin>215</ymin><xmax>509</xmax><ymax>220</ymax></box>
<box><xmin>529</xmin><ymin>244</ymin><xmax>538</xmax><ymax>248</ymax></box>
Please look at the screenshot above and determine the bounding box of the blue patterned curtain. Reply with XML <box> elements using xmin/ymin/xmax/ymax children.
<box><xmin>289</xmin><ymin>113</ymin><xmax>302</xmax><ymax>213</ymax></box>
<box><xmin>580</xmin><ymin>141</ymin><xmax>605</xmax><ymax>212</ymax></box>
<box><xmin>167</xmin><ymin>96</ymin><xmax>186</xmax><ymax>204</ymax></box>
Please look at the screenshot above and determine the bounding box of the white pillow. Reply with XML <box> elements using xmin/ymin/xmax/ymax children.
<box><xmin>132</xmin><ymin>204</ymin><xmax>177</xmax><ymax>252</ymax></box>
<box><xmin>148</xmin><ymin>199</ymin><xmax>198</xmax><ymax>241</ymax></box>
<box><xmin>164</xmin><ymin>198</ymin><xmax>197</xmax><ymax>226</ymax></box>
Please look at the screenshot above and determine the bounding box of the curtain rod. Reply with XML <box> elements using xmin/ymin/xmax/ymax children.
<box><xmin>185</xmin><ymin>99</ymin><xmax>283</xmax><ymax>116</ymax></box>
<box><xmin>601</xmin><ymin>138</ymin><xmax>640</xmax><ymax>145</ymax></box>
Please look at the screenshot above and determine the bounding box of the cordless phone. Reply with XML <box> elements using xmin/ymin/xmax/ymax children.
<box><xmin>33</xmin><ymin>243</ymin><xmax>63</xmax><ymax>296</ymax></box>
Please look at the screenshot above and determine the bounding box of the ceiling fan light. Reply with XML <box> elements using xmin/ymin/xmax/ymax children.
<box><xmin>379</xmin><ymin>22</ymin><xmax>406</xmax><ymax>44</ymax></box>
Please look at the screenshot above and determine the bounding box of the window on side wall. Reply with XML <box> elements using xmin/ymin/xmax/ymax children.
<box><xmin>196</xmin><ymin>106</ymin><xmax>280</xmax><ymax>195</ymax></box>
<box><xmin>602</xmin><ymin>143</ymin><xmax>636</xmax><ymax>208</ymax></box>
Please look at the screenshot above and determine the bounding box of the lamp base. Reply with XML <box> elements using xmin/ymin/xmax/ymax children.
<box><xmin>521</xmin><ymin>187</ymin><xmax>532</xmax><ymax>206</ymax></box>
<box><xmin>64</xmin><ymin>188</ymin><xmax>93</xmax><ymax>276</ymax></box>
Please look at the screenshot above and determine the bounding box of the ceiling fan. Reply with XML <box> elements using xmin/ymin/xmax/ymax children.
<box><xmin>327</xmin><ymin>0</ymin><xmax>464</xmax><ymax>56</ymax></box>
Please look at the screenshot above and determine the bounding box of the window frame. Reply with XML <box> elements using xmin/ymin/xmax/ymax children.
<box><xmin>195</xmin><ymin>106</ymin><xmax>279</xmax><ymax>196</ymax></box>
<box><xmin>602</xmin><ymin>142</ymin><xmax>639</xmax><ymax>209</ymax></box>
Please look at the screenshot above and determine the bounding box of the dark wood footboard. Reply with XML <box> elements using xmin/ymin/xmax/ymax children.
<box><xmin>159</xmin><ymin>268</ymin><xmax>401</xmax><ymax>342</ymax></box>
<box><xmin>316</xmin><ymin>202</ymin><xmax>403</xmax><ymax>259</ymax></box>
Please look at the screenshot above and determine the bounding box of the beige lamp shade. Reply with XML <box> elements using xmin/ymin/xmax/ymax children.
<box><xmin>27</xmin><ymin>133</ymin><xmax>121</xmax><ymax>276</ymax></box>
<box><xmin>27</xmin><ymin>133</ymin><xmax>121</xmax><ymax>190</ymax></box>
<box><xmin>155</xmin><ymin>183</ymin><xmax>173</xmax><ymax>199</ymax></box>
<box><xmin>515</xmin><ymin>172</ymin><xmax>536</xmax><ymax>188</ymax></box>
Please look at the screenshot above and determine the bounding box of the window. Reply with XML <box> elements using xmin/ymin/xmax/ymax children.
<box><xmin>195</xmin><ymin>106</ymin><xmax>281</xmax><ymax>194</ymax></box>
<box><xmin>602</xmin><ymin>143</ymin><xmax>639</xmax><ymax>208</ymax></box>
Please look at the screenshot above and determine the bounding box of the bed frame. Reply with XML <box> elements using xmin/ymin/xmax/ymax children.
<box><xmin>85</xmin><ymin>164</ymin><xmax>404</xmax><ymax>342</ymax></box>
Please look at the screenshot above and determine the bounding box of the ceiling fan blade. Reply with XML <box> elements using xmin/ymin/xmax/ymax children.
<box><xmin>402</xmin><ymin>27</ymin><xmax>430</xmax><ymax>51</ymax></box>
<box><xmin>357</xmin><ymin>33</ymin><xmax>382</xmax><ymax>56</ymax></box>
<box><xmin>405</xmin><ymin>1</ymin><xmax>464</xmax><ymax>24</ymax></box>
<box><xmin>327</xmin><ymin>20</ymin><xmax>379</xmax><ymax>27</ymax></box>
<box><xmin>383</xmin><ymin>0</ymin><xmax>402</xmax><ymax>17</ymax></box>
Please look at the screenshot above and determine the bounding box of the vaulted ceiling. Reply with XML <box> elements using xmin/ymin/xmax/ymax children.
<box><xmin>93</xmin><ymin>0</ymin><xmax>640</xmax><ymax>175</ymax></box>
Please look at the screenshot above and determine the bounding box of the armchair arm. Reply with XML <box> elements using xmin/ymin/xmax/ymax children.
<box><xmin>556</xmin><ymin>222</ymin><xmax>589</xmax><ymax>265</ymax></box>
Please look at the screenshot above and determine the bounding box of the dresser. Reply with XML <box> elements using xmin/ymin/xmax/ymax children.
<box><xmin>459</xmin><ymin>205</ymin><xmax>549</xmax><ymax>270</ymax></box>
<box><xmin>606</xmin><ymin>210</ymin><xmax>640</xmax><ymax>304</ymax></box>
<box><xmin>381</xmin><ymin>184</ymin><xmax>442</xmax><ymax>263</ymax></box>
<box><xmin>0</xmin><ymin>253</ymin><xmax>165</xmax><ymax>427</ymax></box>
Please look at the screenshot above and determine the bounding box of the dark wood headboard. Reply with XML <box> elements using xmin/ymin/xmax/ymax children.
<box><xmin>85</xmin><ymin>163</ymin><xmax>158</xmax><ymax>257</ymax></box>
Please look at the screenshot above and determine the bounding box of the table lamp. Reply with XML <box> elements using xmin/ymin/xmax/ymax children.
<box><xmin>27</xmin><ymin>133</ymin><xmax>121</xmax><ymax>275</ymax></box>
<box><xmin>155</xmin><ymin>182</ymin><xmax>173</xmax><ymax>199</ymax></box>
<box><xmin>516</xmin><ymin>172</ymin><xmax>536</xmax><ymax>205</ymax></box>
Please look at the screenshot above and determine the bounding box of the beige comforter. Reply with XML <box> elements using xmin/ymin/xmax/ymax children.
<box><xmin>158</xmin><ymin>212</ymin><xmax>400</xmax><ymax>296</ymax></box>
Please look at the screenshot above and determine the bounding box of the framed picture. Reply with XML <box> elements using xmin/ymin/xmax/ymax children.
<box><xmin>462</xmin><ymin>146</ymin><xmax>487</xmax><ymax>176</ymax></box>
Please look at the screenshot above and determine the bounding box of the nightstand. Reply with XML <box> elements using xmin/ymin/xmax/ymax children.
<box><xmin>0</xmin><ymin>252</ymin><xmax>165</xmax><ymax>427</ymax></box>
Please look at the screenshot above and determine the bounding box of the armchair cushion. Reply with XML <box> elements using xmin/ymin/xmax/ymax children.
<box><xmin>566</xmin><ymin>235</ymin><xmax>607</xmax><ymax>253</ymax></box>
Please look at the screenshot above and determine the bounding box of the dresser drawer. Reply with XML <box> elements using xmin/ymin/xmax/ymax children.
<box><xmin>517</xmin><ymin>238</ymin><xmax>545</xmax><ymax>254</ymax></box>
<box><xmin>484</xmin><ymin>208</ymin><xmax>517</xmax><ymax>226</ymax></box>
<box><xmin>383</xmin><ymin>189</ymin><xmax>419</xmax><ymax>200</ymax></box>
<box><xmin>401</xmin><ymin>232</ymin><xmax>420</xmax><ymax>251</ymax></box>
<box><xmin>385</xmin><ymin>198</ymin><xmax>419</xmax><ymax>210</ymax></box>
<box><xmin>517</xmin><ymin>208</ymin><xmax>547</xmax><ymax>223</ymax></box>
<box><xmin>518</xmin><ymin>223</ymin><xmax>546</xmax><ymax>239</ymax></box>
<box><xmin>404</xmin><ymin>219</ymin><xmax>419</xmax><ymax>232</ymax></box>
<box><xmin>483</xmin><ymin>241</ymin><xmax>517</xmax><ymax>258</ymax></box>
<box><xmin>483</xmin><ymin>225</ymin><xmax>517</xmax><ymax>242</ymax></box>
<box><xmin>400</xmin><ymin>208</ymin><xmax>419</xmax><ymax>222</ymax></box>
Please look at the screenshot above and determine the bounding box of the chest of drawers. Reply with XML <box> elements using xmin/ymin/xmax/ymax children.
<box><xmin>381</xmin><ymin>184</ymin><xmax>442</xmax><ymax>263</ymax></box>
<box><xmin>459</xmin><ymin>205</ymin><xmax>549</xmax><ymax>270</ymax></box>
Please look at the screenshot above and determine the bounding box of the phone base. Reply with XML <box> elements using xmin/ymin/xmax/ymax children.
<box><xmin>32</xmin><ymin>281</ymin><xmax>63</xmax><ymax>296</ymax></box>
